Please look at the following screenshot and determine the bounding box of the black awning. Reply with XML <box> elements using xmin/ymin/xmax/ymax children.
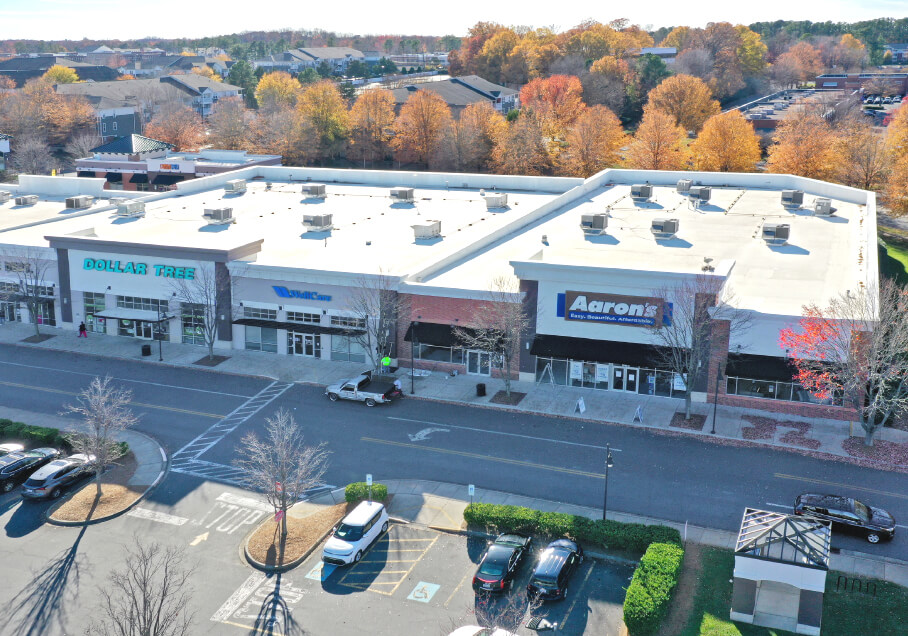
<box><xmin>129</xmin><ymin>173</ymin><xmax>149</xmax><ymax>184</ymax></box>
<box><xmin>151</xmin><ymin>174</ymin><xmax>185</xmax><ymax>185</ymax></box>
<box><xmin>530</xmin><ymin>334</ymin><xmax>671</xmax><ymax>368</ymax></box>
<box><xmin>404</xmin><ymin>322</ymin><xmax>477</xmax><ymax>346</ymax></box>
<box><xmin>105</xmin><ymin>172</ymin><xmax>123</xmax><ymax>182</ymax></box>
<box><xmin>77</xmin><ymin>171</ymin><xmax>96</xmax><ymax>177</ymax></box>
<box><xmin>233</xmin><ymin>317</ymin><xmax>363</xmax><ymax>335</ymax></box>
<box><xmin>726</xmin><ymin>353</ymin><xmax>796</xmax><ymax>382</ymax></box>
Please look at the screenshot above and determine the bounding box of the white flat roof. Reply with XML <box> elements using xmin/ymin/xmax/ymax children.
<box><xmin>0</xmin><ymin>194</ymin><xmax>111</xmax><ymax>233</ymax></box>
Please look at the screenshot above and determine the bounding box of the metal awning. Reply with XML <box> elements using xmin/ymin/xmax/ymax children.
<box><xmin>726</xmin><ymin>353</ymin><xmax>796</xmax><ymax>382</ymax></box>
<box><xmin>152</xmin><ymin>174</ymin><xmax>185</xmax><ymax>185</ymax></box>
<box><xmin>129</xmin><ymin>173</ymin><xmax>149</xmax><ymax>184</ymax></box>
<box><xmin>77</xmin><ymin>171</ymin><xmax>96</xmax><ymax>177</ymax></box>
<box><xmin>94</xmin><ymin>309</ymin><xmax>170</xmax><ymax>323</ymax></box>
<box><xmin>530</xmin><ymin>334</ymin><xmax>671</xmax><ymax>368</ymax></box>
<box><xmin>233</xmin><ymin>317</ymin><xmax>363</xmax><ymax>335</ymax></box>
<box><xmin>403</xmin><ymin>322</ymin><xmax>477</xmax><ymax>346</ymax></box>
<box><xmin>105</xmin><ymin>172</ymin><xmax>123</xmax><ymax>182</ymax></box>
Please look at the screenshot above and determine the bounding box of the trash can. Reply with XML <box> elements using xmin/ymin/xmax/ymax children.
<box><xmin>476</xmin><ymin>383</ymin><xmax>486</xmax><ymax>397</ymax></box>
<box><xmin>141</xmin><ymin>344</ymin><xmax>152</xmax><ymax>357</ymax></box>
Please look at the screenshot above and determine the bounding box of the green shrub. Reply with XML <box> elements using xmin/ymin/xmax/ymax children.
<box><xmin>623</xmin><ymin>542</ymin><xmax>684</xmax><ymax>635</ymax></box>
<box><xmin>345</xmin><ymin>482</ymin><xmax>388</xmax><ymax>503</ymax></box>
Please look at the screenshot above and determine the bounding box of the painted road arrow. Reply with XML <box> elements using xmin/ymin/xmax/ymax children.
<box><xmin>407</xmin><ymin>427</ymin><xmax>450</xmax><ymax>442</ymax></box>
<box><xmin>190</xmin><ymin>532</ymin><xmax>209</xmax><ymax>546</ymax></box>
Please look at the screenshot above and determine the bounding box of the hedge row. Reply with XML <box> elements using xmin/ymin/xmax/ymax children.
<box><xmin>623</xmin><ymin>542</ymin><xmax>685</xmax><ymax>636</ymax></box>
<box><xmin>0</xmin><ymin>418</ymin><xmax>130</xmax><ymax>457</ymax></box>
<box><xmin>345</xmin><ymin>482</ymin><xmax>388</xmax><ymax>503</ymax></box>
<box><xmin>463</xmin><ymin>503</ymin><xmax>681</xmax><ymax>554</ymax></box>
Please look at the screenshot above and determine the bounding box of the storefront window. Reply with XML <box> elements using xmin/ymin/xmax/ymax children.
<box><xmin>330</xmin><ymin>315</ymin><xmax>366</xmax><ymax>329</ymax></box>
<box><xmin>245</xmin><ymin>325</ymin><xmax>277</xmax><ymax>352</ymax></box>
<box><xmin>535</xmin><ymin>358</ymin><xmax>567</xmax><ymax>385</ymax></box>
<box><xmin>117</xmin><ymin>296</ymin><xmax>167</xmax><ymax>313</ymax></box>
<box><xmin>726</xmin><ymin>376</ymin><xmax>842</xmax><ymax>406</ymax></box>
<box><xmin>181</xmin><ymin>303</ymin><xmax>206</xmax><ymax>346</ymax></box>
<box><xmin>244</xmin><ymin>307</ymin><xmax>277</xmax><ymax>321</ymax></box>
<box><xmin>331</xmin><ymin>335</ymin><xmax>366</xmax><ymax>362</ymax></box>
<box><xmin>83</xmin><ymin>291</ymin><xmax>106</xmax><ymax>333</ymax></box>
<box><xmin>287</xmin><ymin>311</ymin><xmax>320</xmax><ymax>324</ymax></box>
<box><xmin>33</xmin><ymin>302</ymin><xmax>55</xmax><ymax>326</ymax></box>
<box><xmin>416</xmin><ymin>344</ymin><xmax>465</xmax><ymax>364</ymax></box>
<box><xmin>638</xmin><ymin>369</ymin><xmax>656</xmax><ymax>395</ymax></box>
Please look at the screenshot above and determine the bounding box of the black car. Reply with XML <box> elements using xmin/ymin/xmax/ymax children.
<box><xmin>472</xmin><ymin>533</ymin><xmax>532</xmax><ymax>593</ymax></box>
<box><xmin>0</xmin><ymin>448</ymin><xmax>62</xmax><ymax>493</ymax></box>
<box><xmin>527</xmin><ymin>539</ymin><xmax>584</xmax><ymax>601</ymax></box>
<box><xmin>795</xmin><ymin>493</ymin><xmax>895</xmax><ymax>544</ymax></box>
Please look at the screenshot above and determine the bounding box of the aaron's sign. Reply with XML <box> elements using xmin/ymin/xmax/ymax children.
<box><xmin>557</xmin><ymin>291</ymin><xmax>665</xmax><ymax>327</ymax></box>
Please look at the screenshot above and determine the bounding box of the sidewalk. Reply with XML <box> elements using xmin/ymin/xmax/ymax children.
<box><xmin>302</xmin><ymin>479</ymin><xmax>908</xmax><ymax>587</ymax></box>
<box><xmin>3</xmin><ymin>322</ymin><xmax>907</xmax><ymax>468</ymax></box>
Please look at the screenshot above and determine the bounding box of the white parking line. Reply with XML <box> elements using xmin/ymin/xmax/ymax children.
<box><xmin>126</xmin><ymin>507</ymin><xmax>188</xmax><ymax>526</ymax></box>
<box><xmin>388</xmin><ymin>416</ymin><xmax>623</xmax><ymax>452</ymax></box>
<box><xmin>763</xmin><ymin>503</ymin><xmax>792</xmax><ymax>510</ymax></box>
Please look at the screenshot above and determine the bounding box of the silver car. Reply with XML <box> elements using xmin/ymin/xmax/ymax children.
<box><xmin>21</xmin><ymin>453</ymin><xmax>97</xmax><ymax>499</ymax></box>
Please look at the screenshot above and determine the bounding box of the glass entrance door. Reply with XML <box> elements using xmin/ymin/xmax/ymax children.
<box><xmin>290</xmin><ymin>332</ymin><xmax>321</xmax><ymax>357</ymax></box>
<box><xmin>118</xmin><ymin>319</ymin><xmax>154</xmax><ymax>339</ymax></box>
<box><xmin>625</xmin><ymin>367</ymin><xmax>638</xmax><ymax>392</ymax></box>
<box><xmin>613</xmin><ymin>366</ymin><xmax>639</xmax><ymax>392</ymax></box>
<box><xmin>466</xmin><ymin>350</ymin><xmax>491</xmax><ymax>375</ymax></box>
<box><xmin>0</xmin><ymin>301</ymin><xmax>20</xmax><ymax>323</ymax></box>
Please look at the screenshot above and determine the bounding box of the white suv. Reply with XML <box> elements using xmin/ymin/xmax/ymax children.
<box><xmin>322</xmin><ymin>500</ymin><xmax>389</xmax><ymax>565</ymax></box>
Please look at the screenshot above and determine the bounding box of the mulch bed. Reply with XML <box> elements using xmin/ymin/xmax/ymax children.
<box><xmin>843</xmin><ymin>436</ymin><xmax>908</xmax><ymax>466</ymax></box>
<box><xmin>489</xmin><ymin>391</ymin><xmax>526</xmax><ymax>405</ymax></box>
<box><xmin>660</xmin><ymin>543</ymin><xmax>702</xmax><ymax>636</ymax></box>
<box><xmin>193</xmin><ymin>355</ymin><xmax>230</xmax><ymax>367</ymax></box>
<box><xmin>670</xmin><ymin>412</ymin><xmax>706</xmax><ymax>431</ymax></box>
<box><xmin>22</xmin><ymin>334</ymin><xmax>55</xmax><ymax>343</ymax></box>
<box><xmin>247</xmin><ymin>502</ymin><xmax>349</xmax><ymax>567</ymax></box>
<box><xmin>50</xmin><ymin>452</ymin><xmax>141</xmax><ymax>523</ymax></box>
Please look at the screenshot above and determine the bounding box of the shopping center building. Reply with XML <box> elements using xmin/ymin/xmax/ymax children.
<box><xmin>0</xmin><ymin>164</ymin><xmax>877</xmax><ymax>420</ymax></box>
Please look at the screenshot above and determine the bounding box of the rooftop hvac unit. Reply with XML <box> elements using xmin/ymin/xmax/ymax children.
<box><xmin>813</xmin><ymin>197</ymin><xmax>836</xmax><ymax>216</ymax></box>
<box><xmin>302</xmin><ymin>183</ymin><xmax>326</xmax><ymax>198</ymax></box>
<box><xmin>116</xmin><ymin>200</ymin><xmax>145</xmax><ymax>218</ymax></box>
<box><xmin>390</xmin><ymin>187</ymin><xmax>415</xmax><ymax>202</ymax></box>
<box><xmin>762</xmin><ymin>223</ymin><xmax>790</xmax><ymax>244</ymax></box>
<box><xmin>302</xmin><ymin>213</ymin><xmax>333</xmax><ymax>231</ymax></box>
<box><xmin>412</xmin><ymin>219</ymin><xmax>441</xmax><ymax>239</ymax></box>
<box><xmin>0</xmin><ymin>191</ymin><xmax>10</xmax><ymax>204</ymax></box>
<box><xmin>689</xmin><ymin>186</ymin><xmax>712</xmax><ymax>202</ymax></box>
<box><xmin>781</xmin><ymin>190</ymin><xmax>804</xmax><ymax>208</ymax></box>
<box><xmin>631</xmin><ymin>184</ymin><xmax>653</xmax><ymax>201</ymax></box>
<box><xmin>65</xmin><ymin>195</ymin><xmax>94</xmax><ymax>209</ymax></box>
<box><xmin>203</xmin><ymin>207</ymin><xmax>235</xmax><ymax>225</ymax></box>
<box><xmin>651</xmin><ymin>218</ymin><xmax>680</xmax><ymax>237</ymax></box>
<box><xmin>580</xmin><ymin>213</ymin><xmax>608</xmax><ymax>235</ymax></box>
<box><xmin>224</xmin><ymin>179</ymin><xmax>246</xmax><ymax>194</ymax></box>
<box><xmin>15</xmin><ymin>195</ymin><xmax>38</xmax><ymax>206</ymax></box>
<box><xmin>676</xmin><ymin>179</ymin><xmax>693</xmax><ymax>194</ymax></box>
<box><xmin>484</xmin><ymin>193</ymin><xmax>508</xmax><ymax>209</ymax></box>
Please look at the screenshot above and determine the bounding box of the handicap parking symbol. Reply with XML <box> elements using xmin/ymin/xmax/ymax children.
<box><xmin>305</xmin><ymin>562</ymin><xmax>336</xmax><ymax>581</ymax></box>
<box><xmin>407</xmin><ymin>581</ymin><xmax>440</xmax><ymax>603</ymax></box>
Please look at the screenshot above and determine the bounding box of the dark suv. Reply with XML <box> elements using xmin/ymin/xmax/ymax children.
<box><xmin>526</xmin><ymin>539</ymin><xmax>583</xmax><ymax>601</ymax></box>
<box><xmin>0</xmin><ymin>448</ymin><xmax>62</xmax><ymax>493</ymax></box>
<box><xmin>795</xmin><ymin>493</ymin><xmax>895</xmax><ymax>544</ymax></box>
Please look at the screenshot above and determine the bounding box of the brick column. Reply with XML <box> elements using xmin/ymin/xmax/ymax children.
<box><xmin>707</xmin><ymin>318</ymin><xmax>730</xmax><ymax>401</ymax></box>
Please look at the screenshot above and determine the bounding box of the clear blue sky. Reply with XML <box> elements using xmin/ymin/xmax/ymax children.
<box><xmin>0</xmin><ymin>0</ymin><xmax>903</xmax><ymax>41</ymax></box>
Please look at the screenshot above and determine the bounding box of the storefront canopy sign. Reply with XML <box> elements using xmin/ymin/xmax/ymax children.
<box><xmin>557</xmin><ymin>291</ymin><xmax>666</xmax><ymax>327</ymax></box>
<box><xmin>83</xmin><ymin>258</ymin><xmax>195</xmax><ymax>279</ymax></box>
<box><xmin>272</xmin><ymin>286</ymin><xmax>331</xmax><ymax>301</ymax></box>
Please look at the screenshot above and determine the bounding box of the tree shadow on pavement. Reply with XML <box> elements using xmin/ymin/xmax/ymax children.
<box><xmin>247</xmin><ymin>572</ymin><xmax>308</xmax><ymax>636</ymax></box>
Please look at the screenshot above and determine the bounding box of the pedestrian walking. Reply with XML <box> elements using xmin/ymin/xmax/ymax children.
<box><xmin>78</xmin><ymin>322</ymin><xmax>88</xmax><ymax>338</ymax></box>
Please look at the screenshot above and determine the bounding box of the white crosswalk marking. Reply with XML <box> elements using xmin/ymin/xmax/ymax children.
<box><xmin>126</xmin><ymin>507</ymin><xmax>189</xmax><ymax>526</ymax></box>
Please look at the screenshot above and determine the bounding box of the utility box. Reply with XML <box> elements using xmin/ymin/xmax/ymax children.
<box><xmin>412</xmin><ymin>220</ymin><xmax>442</xmax><ymax>239</ymax></box>
<box><xmin>651</xmin><ymin>218</ymin><xmax>680</xmax><ymax>237</ymax></box>
<box><xmin>116</xmin><ymin>201</ymin><xmax>145</xmax><ymax>218</ymax></box>
<box><xmin>580</xmin><ymin>213</ymin><xmax>608</xmax><ymax>234</ymax></box>
<box><xmin>302</xmin><ymin>213</ymin><xmax>333</xmax><ymax>231</ymax></box>
<box><xmin>676</xmin><ymin>179</ymin><xmax>693</xmax><ymax>194</ymax></box>
<box><xmin>203</xmin><ymin>207</ymin><xmax>235</xmax><ymax>225</ymax></box>
<box><xmin>0</xmin><ymin>191</ymin><xmax>10</xmax><ymax>204</ymax></box>
<box><xmin>763</xmin><ymin>223</ymin><xmax>790</xmax><ymax>244</ymax></box>
<box><xmin>302</xmin><ymin>183</ymin><xmax>327</xmax><ymax>198</ymax></box>
<box><xmin>15</xmin><ymin>195</ymin><xmax>38</xmax><ymax>206</ymax></box>
<box><xmin>813</xmin><ymin>197</ymin><xmax>836</xmax><ymax>216</ymax></box>
<box><xmin>631</xmin><ymin>184</ymin><xmax>653</xmax><ymax>200</ymax></box>
<box><xmin>65</xmin><ymin>195</ymin><xmax>94</xmax><ymax>209</ymax></box>
<box><xmin>781</xmin><ymin>190</ymin><xmax>804</xmax><ymax>207</ymax></box>
<box><xmin>224</xmin><ymin>179</ymin><xmax>246</xmax><ymax>194</ymax></box>
<box><xmin>484</xmin><ymin>193</ymin><xmax>508</xmax><ymax>209</ymax></box>
<box><xmin>390</xmin><ymin>187</ymin><xmax>415</xmax><ymax>202</ymax></box>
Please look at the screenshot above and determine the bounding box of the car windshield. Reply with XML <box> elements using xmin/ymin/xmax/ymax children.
<box><xmin>531</xmin><ymin>575</ymin><xmax>557</xmax><ymax>588</ymax></box>
<box><xmin>334</xmin><ymin>523</ymin><xmax>363</xmax><ymax>541</ymax></box>
<box><xmin>479</xmin><ymin>562</ymin><xmax>505</xmax><ymax>577</ymax></box>
<box><xmin>853</xmin><ymin>501</ymin><xmax>871</xmax><ymax>522</ymax></box>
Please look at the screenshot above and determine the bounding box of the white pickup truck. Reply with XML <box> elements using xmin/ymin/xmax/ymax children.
<box><xmin>325</xmin><ymin>371</ymin><xmax>398</xmax><ymax>407</ymax></box>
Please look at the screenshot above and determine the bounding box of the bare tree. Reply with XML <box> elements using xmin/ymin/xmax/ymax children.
<box><xmin>168</xmin><ymin>261</ymin><xmax>238</xmax><ymax>360</ymax></box>
<box><xmin>454</xmin><ymin>276</ymin><xmax>531</xmax><ymax>398</ymax></box>
<box><xmin>88</xmin><ymin>538</ymin><xmax>195</xmax><ymax>636</ymax></box>
<box><xmin>649</xmin><ymin>275</ymin><xmax>751</xmax><ymax>420</ymax></box>
<box><xmin>234</xmin><ymin>409</ymin><xmax>329</xmax><ymax>544</ymax></box>
<box><xmin>64</xmin><ymin>131</ymin><xmax>102</xmax><ymax>164</ymax></box>
<box><xmin>346</xmin><ymin>269</ymin><xmax>408</xmax><ymax>372</ymax></box>
<box><xmin>675</xmin><ymin>48</ymin><xmax>715</xmax><ymax>80</ymax></box>
<box><xmin>63</xmin><ymin>376</ymin><xmax>138</xmax><ymax>499</ymax></box>
<box><xmin>445</xmin><ymin>588</ymin><xmax>544</xmax><ymax>635</ymax></box>
<box><xmin>0</xmin><ymin>245</ymin><xmax>55</xmax><ymax>337</ymax></box>
<box><xmin>10</xmin><ymin>135</ymin><xmax>54</xmax><ymax>175</ymax></box>
<box><xmin>780</xmin><ymin>280</ymin><xmax>908</xmax><ymax>445</ymax></box>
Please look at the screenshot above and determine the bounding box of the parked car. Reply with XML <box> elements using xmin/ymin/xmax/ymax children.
<box><xmin>0</xmin><ymin>448</ymin><xmax>62</xmax><ymax>493</ymax></box>
<box><xmin>325</xmin><ymin>370</ymin><xmax>398</xmax><ymax>407</ymax></box>
<box><xmin>0</xmin><ymin>443</ymin><xmax>24</xmax><ymax>457</ymax></box>
<box><xmin>21</xmin><ymin>453</ymin><xmax>97</xmax><ymax>500</ymax></box>
<box><xmin>472</xmin><ymin>533</ymin><xmax>532</xmax><ymax>593</ymax></box>
<box><xmin>322</xmin><ymin>500</ymin><xmax>389</xmax><ymax>565</ymax></box>
<box><xmin>448</xmin><ymin>628</ymin><xmax>516</xmax><ymax>636</ymax></box>
<box><xmin>884</xmin><ymin>97</ymin><xmax>893</xmax><ymax>104</ymax></box>
<box><xmin>526</xmin><ymin>539</ymin><xmax>584</xmax><ymax>601</ymax></box>
<box><xmin>794</xmin><ymin>493</ymin><xmax>895</xmax><ymax>543</ymax></box>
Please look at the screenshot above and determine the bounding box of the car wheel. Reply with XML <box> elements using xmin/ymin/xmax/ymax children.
<box><xmin>381</xmin><ymin>521</ymin><xmax>388</xmax><ymax>534</ymax></box>
<box><xmin>327</xmin><ymin>393</ymin><xmax>339</xmax><ymax>402</ymax></box>
<box><xmin>354</xmin><ymin>550</ymin><xmax>362</xmax><ymax>563</ymax></box>
<box><xmin>365</xmin><ymin>398</ymin><xmax>376</xmax><ymax>407</ymax></box>
<box><xmin>50</xmin><ymin>488</ymin><xmax>61</xmax><ymax>499</ymax></box>
<box><xmin>1</xmin><ymin>481</ymin><xmax>12</xmax><ymax>493</ymax></box>
<box><xmin>867</xmin><ymin>532</ymin><xmax>881</xmax><ymax>544</ymax></box>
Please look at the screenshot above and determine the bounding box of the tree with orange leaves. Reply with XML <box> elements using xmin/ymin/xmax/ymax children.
<box><xmin>646</xmin><ymin>74</ymin><xmax>720</xmax><ymax>133</ymax></box>
<box><xmin>432</xmin><ymin>101</ymin><xmax>506</xmax><ymax>172</ymax></box>
<box><xmin>766</xmin><ymin>110</ymin><xmax>837</xmax><ymax>181</ymax></box>
<box><xmin>117</xmin><ymin>74</ymin><xmax>137</xmax><ymax>81</ymax></box>
<box><xmin>557</xmin><ymin>105</ymin><xmax>625</xmax><ymax>177</ymax></box>
<box><xmin>624</xmin><ymin>107</ymin><xmax>689</xmax><ymax>170</ymax></box>
<box><xmin>690</xmin><ymin>110</ymin><xmax>761</xmax><ymax>172</ymax></box>
<box><xmin>0</xmin><ymin>74</ymin><xmax>15</xmax><ymax>90</ymax></box>
<box><xmin>491</xmin><ymin>113</ymin><xmax>551</xmax><ymax>176</ymax></box>
<box><xmin>773</xmin><ymin>42</ymin><xmax>823</xmax><ymax>86</ymax></box>
<box><xmin>391</xmin><ymin>90</ymin><xmax>453</xmax><ymax>166</ymax></box>
<box><xmin>144</xmin><ymin>104</ymin><xmax>205</xmax><ymax>151</ymax></box>
<box><xmin>519</xmin><ymin>75</ymin><xmax>586</xmax><ymax>142</ymax></box>
<box><xmin>885</xmin><ymin>104</ymin><xmax>908</xmax><ymax>215</ymax></box>
<box><xmin>348</xmin><ymin>88</ymin><xmax>396</xmax><ymax>166</ymax></box>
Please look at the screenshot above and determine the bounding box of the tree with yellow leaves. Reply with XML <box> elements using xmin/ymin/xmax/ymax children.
<box><xmin>886</xmin><ymin>157</ymin><xmax>908</xmax><ymax>216</ymax></box>
<box><xmin>659</xmin><ymin>26</ymin><xmax>692</xmax><ymax>51</ymax></box>
<box><xmin>519</xmin><ymin>75</ymin><xmax>586</xmax><ymax>144</ymax></box>
<box><xmin>833</xmin><ymin>34</ymin><xmax>866</xmax><ymax>71</ymax></box>
<box><xmin>298</xmin><ymin>80</ymin><xmax>349</xmax><ymax>160</ymax></box>
<box><xmin>43</xmin><ymin>65</ymin><xmax>79</xmax><ymax>84</ymax></box>
<box><xmin>117</xmin><ymin>74</ymin><xmax>136</xmax><ymax>81</ymax></box>
<box><xmin>886</xmin><ymin>103</ymin><xmax>908</xmax><ymax>163</ymax></box>
<box><xmin>348</xmin><ymin>88</ymin><xmax>396</xmax><ymax>166</ymax></box>
<box><xmin>254</xmin><ymin>71</ymin><xmax>302</xmax><ymax>112</ymax></box>
<box><xmin>766</xmin><ymin>111</ymin><xmax>838</xmax><ymax>181</ymax></box>
<box><xmin>557</xmin><ymin>105</ymin><xmax>625</xmax><ymax>177</ymax></box>
<box><xmin>646</xmin><ymin>74</ymin><xmax>720</xmax><ymax>133</ymax></box>
<box><xmin>690</xmin><ymin>110</ymin><xmax>761</xmax><ymax>172</ymax></box>
<box><xmin>491</xmin><ymin>113</ymin><xmax>551</xmax><ymax>176</ymax></box>
<box><xmin>734</xmin><ymin>25</ymin><xmax>768</xmax><ymax>77</ymax></box>
<box><xmin>391</xmin><ymin>90</ymin><xmax>453</xmax><ymax>166</ymax></box>
<box><xmin>191</xmin><ymin>66</ymin><xmax>222</xmax><ymax>82</ymax></box>
<box><xmin>834</xmin><ymin>114</ymin><xmax>890</xmax><ymax>191</ymax></box>
<box><xmin>624</xmin><ymin>107</ymin><xmax>689</xmax><ymax>170</ymax></box>
<box><xmin>433</xmin><ymin>102</ymin><xmax>507</xmax><ymax>172</ymax></box>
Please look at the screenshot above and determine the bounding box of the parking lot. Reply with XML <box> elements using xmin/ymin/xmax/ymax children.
<box><xmin>210</xmin><ymin>523</ymin><xmax>634</xmax><ymax>636</ymax></box>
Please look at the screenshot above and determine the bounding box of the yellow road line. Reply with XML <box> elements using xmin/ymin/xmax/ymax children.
<box><xmin>220</xmin><ymin>619</ymin><xmax>256</xmax><ymax>630</ymax></box>
<box><xmin>342</xmin><ymin>569</ymin><xmax>411</xmax><ymax>575</ymax></box>
<box><xmin>390</xmin><ymin>533</ymin><xmax>439</xmax><ymax>596</ymax></box>
<box><xmin>774</xmin><ymin>473</ymin><xmax>908</xmax><ymax>501</ymax></box>
<box><xmin>0</xmin><ymin>379</ymin><xmax>224</xmax><ymax>419</ymax></box>
<box><xmin>561</xmin><ymin>563</ymin><xmax>595</xmax><ymax>630</ymax></box>
<box><xmin>361</xmin><ymin>437</ymin><xmax>604</xmax><ymax>479</ymax></box>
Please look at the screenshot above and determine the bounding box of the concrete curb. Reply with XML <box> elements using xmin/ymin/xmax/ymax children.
<box><xmin>243</xmin><ymin>520</ymin><xmax>336</xmax><ymax>574</ymax></box>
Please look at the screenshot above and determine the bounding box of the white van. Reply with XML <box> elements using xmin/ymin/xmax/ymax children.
<box><xmin>322</xmin><ymin>500</ymin><xmax>389</xmax><ymax>565</ymax></box>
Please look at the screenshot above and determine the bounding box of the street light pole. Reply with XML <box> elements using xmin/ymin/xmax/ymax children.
<box><xmin>710</xmin><ymin>364</ymin><xmax>722</xmax><ymax>435</ymax></box>
<box><xmin>602</xmin><ymin>443</ymin><xmax>613</xmax><ymax>521</ymax></box>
